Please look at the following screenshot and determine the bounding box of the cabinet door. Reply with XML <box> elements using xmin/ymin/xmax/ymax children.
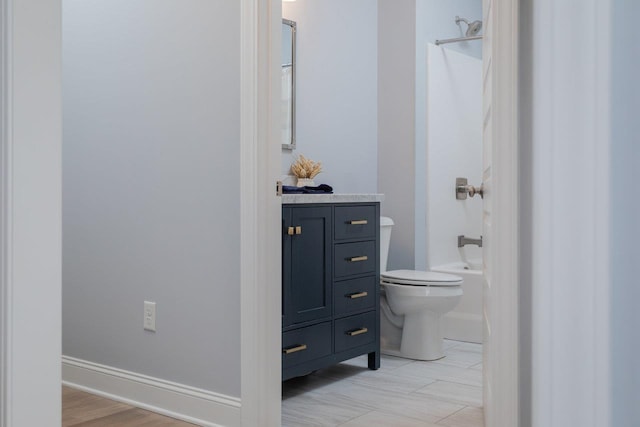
<box><xmin>289</xmin><ymin>206</ymin><xmax>332</xmax><ymax>325</ymax></box>
<box><xmin>282</xmin><ymin>207</ymin><xmax>292</xmax><ymax>327</ymax></box>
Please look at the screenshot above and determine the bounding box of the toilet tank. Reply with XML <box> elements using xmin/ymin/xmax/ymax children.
<box><xmin>380</xmin><ymin>217</ymin><xmax>394</xmax><ymax>273</ymax></box>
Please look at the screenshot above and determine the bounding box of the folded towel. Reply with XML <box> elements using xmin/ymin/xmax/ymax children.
<box><xmin>283</xmin><ymin>184</ymin><xmax>333</xmax><ymax>194</ymax></box>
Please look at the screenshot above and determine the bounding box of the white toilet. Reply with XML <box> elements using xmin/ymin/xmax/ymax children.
<box><xmin>379</xmin><ymin>217</ymin><xmax>463</xmax><ymax>361</ymax></box>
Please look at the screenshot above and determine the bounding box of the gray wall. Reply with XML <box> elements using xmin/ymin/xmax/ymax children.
<box><xmin>62</xmin><ymin>0</ymin><xmax>241</xmax><ymax>397</ymax></box>
<box><xmin>378</xmin><ymin>0</ymin><xmax>417</xmax><ymax>271</ymax></box>
<box><xmin>281</xmin><ymin>0</ymin><xmax>378</xmax><ymax>193</ymax></box>
<box><xmin>611</xmin><ymin>0</ymin><xmax>640</xmax><ymax>424</ymax></box>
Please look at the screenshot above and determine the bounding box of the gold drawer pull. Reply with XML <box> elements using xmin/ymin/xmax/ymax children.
<box><xmin>348</xmin><ymin>255</ymin><xmax>368</xmax><ymax>262</ymax></box>
<box><xmin>347</xmin><ymin>291</ymin><xmax>368</xmax><ymax>299</ymax></box>
<box><xmin>287</xmin><ymin>227</ymin><xmax>294</xmax><ymax>236</ymax></box>
<box><xmin>346</xmin><ymin>327</ymin><xmax>368</xmax><ymax>337</ymax></box>
<box><xmin>295</xmin><ymin>226</ymin><xmax>302</xmax><ymax>235</ymax></box>
<box><xmin>283</xmin><ymin>344</ymin><xmax>307</xmax><ymax>354</ymax></box>
<box><xmin>349</xmin><ymin>220</ymin><xmax>368</xmax><ymax>225</ymax></box>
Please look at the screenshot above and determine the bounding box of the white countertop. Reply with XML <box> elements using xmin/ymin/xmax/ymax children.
<box><xmin>282</xmin><ymin>193</ymin><xmax>384</xmax><ymax>204</ymax></box>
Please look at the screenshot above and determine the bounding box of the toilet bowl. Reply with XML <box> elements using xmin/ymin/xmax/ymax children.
<box><xmin>381</xmin><ymin>270</ymin><xmax>462</xmax><ymax>360</ymax></box>
<box><xmin>380</xmin><ymin>217</ymin><xmax>463</xmax><ymax>361</ymax></box>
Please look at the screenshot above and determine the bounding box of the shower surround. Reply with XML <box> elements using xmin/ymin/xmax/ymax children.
<box><xmin>426</xmin><ymin>44</ymin><xmax>483</xmax><ymax>343</ymax></box>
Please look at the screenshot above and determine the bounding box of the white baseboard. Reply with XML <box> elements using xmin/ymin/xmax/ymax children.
<box><xmin>62</xmin><ymin>356</ymin><xmax>241</xmax><ymax>427</ymax></box>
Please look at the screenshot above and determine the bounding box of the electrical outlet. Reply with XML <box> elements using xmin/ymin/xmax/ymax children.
<box><xmin>144</xmin><ymin>301</ymin><xmax>156</xmax><ymax>332</ymax></box>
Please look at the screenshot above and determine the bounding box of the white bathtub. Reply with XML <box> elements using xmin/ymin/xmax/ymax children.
<box><xmin>432</xmin><ymin>261</ymin><xmax>483</xmax><ymax>344</ymax></box>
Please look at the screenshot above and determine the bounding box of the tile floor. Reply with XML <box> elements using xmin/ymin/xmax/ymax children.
<box><xmin>282</xmin><ymin>340</ymin><xmax>484</xmax><ymax>427</ymax></box>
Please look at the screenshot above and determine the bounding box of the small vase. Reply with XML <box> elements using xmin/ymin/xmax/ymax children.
<box><xmin>296</xmin><ymin>178</ymin><xmax>315</xmax><ymax>187</ymax></box>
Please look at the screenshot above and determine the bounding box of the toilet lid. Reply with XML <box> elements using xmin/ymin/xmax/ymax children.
<box><xmin>381</xmin><ymin>269</ymin><xmax>463</xmax><ymax>287</ymax></box>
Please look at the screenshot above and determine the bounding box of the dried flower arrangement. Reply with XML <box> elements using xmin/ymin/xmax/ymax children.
<box><xmin>290</xmin><ymin>154</ymin><xmax>322</xmax><ymax>184</ymax></box>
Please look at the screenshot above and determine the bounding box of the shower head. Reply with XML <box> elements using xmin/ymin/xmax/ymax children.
<box><xmin>465</xmin><ymin>20</ymin><xmax>483</xmax><ymax>36</ymax></box>
<box><xmin>455</xmin><ymin>15</ymin><xmax>483</xmax><ymax>37</ymax></box>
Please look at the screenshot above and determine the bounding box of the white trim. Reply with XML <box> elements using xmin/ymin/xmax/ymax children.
<box><xmin>239</xmin><ymin>0</ymin><xmax>261</xmax><ymax>421</ymax></box>
<box><xmin>240</xmin><ymin>0</ymin><xmax>282</xmax><ymax>426</ymax></box>
<box><xmin>62</xmin><ymin>356</ymin><xmax>241</xmax><ymax>427</ymax></box>
<box><xmin>530</xmin><ymin>0</ymin><xmax>611</xmax><ymax>425</ymax></box>
<box><xmin>0</xmin><ymin>0</ymin><xmax>12</xmax><ymax>424</ymax></box>
<box><xmin>248</xmin><ymin>1</ymin><xmax>522</xmax><ymax>426</ymax></box>
<box><xmin>484</xmin><ymin>0</ymin><xmax>520</xmax><ymax>426</ymax></box>
<box><xmin>2</xmin><ymin>0</ymin><xmax>63</xmax><ymax>424</ymax></box>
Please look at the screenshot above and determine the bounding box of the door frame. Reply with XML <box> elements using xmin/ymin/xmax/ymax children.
<box><xmin>239</xmin><ymin>0</ymin><xmax>282</xmax><ymax>426</ymax></box>
<box><xmin>526</xmin><ymin>0</ymin><xmax>612</xmax><ymax>425</ymax></box>
<box><xmin>0</xmin><ymin>1</ymin><xmax>8</xmax><ymax>420</ymax></box>
<box><xmin>241</xmin><ymin>0</ymin><xmax>523</xmax><ymax>426</ymax></box>
<box><xmin>1</xmin><ymin>0</ymin><xmax>63</xmax><ymax>425</ymax></box>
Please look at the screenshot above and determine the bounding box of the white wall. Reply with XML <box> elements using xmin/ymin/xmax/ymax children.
<box><xmin>425</xmin><ymin>45</ymin><xmax>482</xmax><ymax>268</ymax></box>
<box><xmin>281</xmin><ymin>0</ymin><xmax>377</xmax><ymax>193</ymax></box>
<box><xmin>1</xmin><ymin>0</ymin><xmax>62</xmax><ymax>425</ymax></box>
<box><xmin>611</xmin><ymin>0</ymin><xmax>640</xmax><ymax>425</ymax></box>
<box><xmin>63</xmin><ymin>0</ymin><xmax>241</xmax><ymax>398</ymax></box>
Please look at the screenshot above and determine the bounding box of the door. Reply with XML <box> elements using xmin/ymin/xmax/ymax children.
<box><xmin>481</xmin><ymin>0</ymin><xmax>519</xmax><ymax>426</ymax></box>
<box><xmin>482</xmin><ymin>0</ymin><xmax>495</xmax><ymax>418</ymax></box>
<box><xmin>481</xmin><ymin>0</ymin><xmax>494</xmax><ymax>420</ymax></box>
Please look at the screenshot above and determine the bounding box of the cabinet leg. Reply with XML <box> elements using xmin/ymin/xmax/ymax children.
<box><xmin>368</xmin><ymin>351</ymin><xmax>380</xmax><ymax>370</ymax></box>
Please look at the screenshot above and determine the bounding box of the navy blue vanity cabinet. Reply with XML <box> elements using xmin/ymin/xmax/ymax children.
<box><xmin>282</xmin><ymin>202</ymin><xmax>380</xmax><ymax>381</ymax></box>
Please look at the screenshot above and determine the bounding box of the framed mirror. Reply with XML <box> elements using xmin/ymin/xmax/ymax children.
<box><xmin>282</xmin><ymin>19</ymin><xmax>296</xmax><ymax>150</ymax></box>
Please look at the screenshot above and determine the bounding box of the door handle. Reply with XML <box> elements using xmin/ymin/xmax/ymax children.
<box><xmin>456</xmin><ymin>177</ymin><xmax>484</xmax><ymax>199</ymax></box>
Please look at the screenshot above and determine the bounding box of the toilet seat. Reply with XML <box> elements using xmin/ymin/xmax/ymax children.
<box><xmin>381</xmin><ymin>269</ymin><xmax>462</xmax><ymax>287</ymax></box>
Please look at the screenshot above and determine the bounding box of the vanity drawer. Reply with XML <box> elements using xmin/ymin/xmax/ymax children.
<box><xmin>334</xmin><ymin>276</ymin><xmax>377</xmax><ymax>317</ymax></box>
<box><xmin>334</xmin><ymin>206</ymin><xmax>377</xmax><ymax>240</ymax></box>
<box><xmin>334</xmin><ymin>241</ymin><xmax>376</xmax><ymax>278</ymax></box>
<box><xmin>334</xmin><ymin>311</ymin><xmax>376</xmax><ymax>353</ymax></box>
<box><xmin>282</xmin><ymin>322</ymin><xmax>332</xmax><ymax>369</ymax></box>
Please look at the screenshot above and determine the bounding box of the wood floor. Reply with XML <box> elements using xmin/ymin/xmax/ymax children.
<box><xmin>62</xmin><ymin>387</ymin><xmax>196</xmax><ymax>426</ymax></box>
<box><xmin>63</xmin><ymin>340</ymin><xmax>483</xmax><ymax>426</ymax></box>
